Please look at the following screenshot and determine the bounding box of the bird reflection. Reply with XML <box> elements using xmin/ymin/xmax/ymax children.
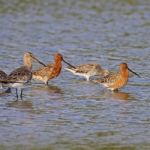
<box><xmin>0</xmin><ymin>88</ymin><xmax>11</xmax><ymax>96</ymax></box>
<box><xmin>111</xmin><ymin>91</ymin><xmax>130</xmax><ymax>101</ymax></box>
<box><xmin>6</xmin><ymin>100</ymin><xmax>34</xmax><ymax>113</ymax></box>
<box><xmin>31</xmin><ymin>83</ymin><xmax>63</xmax><ymax>95</ymax></box>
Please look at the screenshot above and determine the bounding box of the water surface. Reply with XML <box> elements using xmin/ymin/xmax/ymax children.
<box><xmin>0</xmin><ymin>0</ymin><xmax>150</xmax><ymax>149</ymax></box>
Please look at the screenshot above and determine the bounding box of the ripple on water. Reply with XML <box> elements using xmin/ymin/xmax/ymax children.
<box><xmin>0</xmin><ymin>0</ymin><xmax>150</xmax><ymax>149</ymax></box>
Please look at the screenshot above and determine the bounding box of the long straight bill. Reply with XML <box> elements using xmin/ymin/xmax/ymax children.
<box><xmin>33</xmin><ymin>57</ymin><xmax>47</xmax><ymax>67</ymax></box>
<box><xmin>128</xmin><ymin>68</ymin><xmax>140</xmax><ymax>77</ymax></box>
<box><xmin>62</xmin><ymin>59</ymin><xmax>76</xmax><ymax>69</ymax></box>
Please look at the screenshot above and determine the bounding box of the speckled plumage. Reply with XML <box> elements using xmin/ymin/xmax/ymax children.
<box><xmin>1</xmin><ymin>52</ymin><xmax>45</xmax><ymax>99</ymax></box>
<box><xmin>5</xmin><ymin>66</ymin><xmax>32</xmax><ymax>84</ymax></box>
<box><xmin>93</xmin><ymin>63</ymin><xmax>140</xmax><ymax>91</ymax></box>
<box><xmin>0</xmin><ymin>70</ymin><xmax>7</xmax><ymax>79</ymax></box>
<box><xmin>65</xmin><ymin>63</ymin><xmax>109</xmax><ymax>81</ymax></box>
<box><xmin>94</xmin><ymin>71</ymin><xmax>128</xmax><ymax>91</ymax></box>
<box><xmin>32</xmin><ymin>53</ymin><xmax>65</xmax><ymax>85</ymax></box>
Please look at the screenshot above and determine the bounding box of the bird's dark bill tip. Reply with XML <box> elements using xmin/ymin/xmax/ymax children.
<box><xmin>128</xmin><ymin>68</ymin><xmax>140</xmax><ymax>78</ymax></box>
<box><xmin>62</xmin><ymin>59</ymin><xmax>76</xmax><ymax>69</ymax></box>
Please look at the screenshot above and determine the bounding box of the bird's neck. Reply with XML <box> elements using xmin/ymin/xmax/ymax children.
<box><xmin>120</xmin><ymin>69</ymin><xmax>129</xmax><ymax>80</ymax></box>
<box><xmin>51</xmin><ymin>60</ymin><xmax>62</xmax><ymax>75</ymax></box>
<box><xmin>23</xmin><ymin>59</ymin><xmax>32</xmax><ymax>71</ymax></box>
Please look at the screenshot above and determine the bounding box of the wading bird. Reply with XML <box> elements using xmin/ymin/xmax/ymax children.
<box><xmin>0</xmin><ymin>52</ymin><xmax>46</xmax><ymax>99</ymax></box>
<box><xmin>65</xmin><ymin>63</ymin><xmax>109</xmax><ymax>81</ymax></box>
<box><xmin>93</xmin><ymin>63</ymin><xmax>140</xmax><ymax>91</ymax></box>
<box><xmin>0</xmin><ymin>69</ymin><xmax>7</xmax><ymax>89</ymax></box>
<box><xmin>32</xmin><ymin>53</ymin><xmax>75</xmax><ymax>85</ymax></box>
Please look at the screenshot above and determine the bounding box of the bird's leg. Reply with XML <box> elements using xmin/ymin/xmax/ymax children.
<box><xmin>20</xmin><ymin>89</ymin><xmax>23</xmax><ymax>100</ymax></box>
<box><xmin>16</xmin><ymin>88</ymin><xmax>18</xmax><ymax>100</ymax></box>
<box><xmin>86</xmin><ymin>76</ymin><xmax>90</xmax><ymax>81</ymax></box>
<box><xmin>0</xmin><ymin>84</ymin><xmax>3</xmax><ymax>89</ymax></box>
<box><xmin>45</xmin><ymin>81</ymin><xmax>49</xmax><ymax>85</ymax></box>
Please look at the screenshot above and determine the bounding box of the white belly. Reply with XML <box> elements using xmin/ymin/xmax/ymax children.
<box><xmin>10</xmin><ymin>83</ymin><xmax>24</xmax><ymax>89</ymax></box>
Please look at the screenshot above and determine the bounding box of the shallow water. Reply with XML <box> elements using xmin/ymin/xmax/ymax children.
<box><xmin>0</xmin><ymin>0</ymin><xmax>150</xmax><ymax>149</ymax></box>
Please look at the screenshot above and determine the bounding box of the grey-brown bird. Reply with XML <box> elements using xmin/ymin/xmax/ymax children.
<box><xmin>0</xmin><ymin>69</ymin><xmax>7</xmax><ymax>89</ymax></box>
<box><xmin>65</xmin><ymin>63</ymin><xmax>109</xmax><ymax>81</ymax></box>
<box><xmin>0</xmin><ymin>52</ymin><xmax>46</xmax><ymax>99</ymax></box>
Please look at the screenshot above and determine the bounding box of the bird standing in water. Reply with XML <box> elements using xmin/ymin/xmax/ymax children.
<box><xmin>65</xmin><ymin>63</ymin><xmax>109</xmax><ymax>81</ymax></box>
<box><xmin>0</xmin><ymin>69</ymin><xmax>7</xmax><ymax>88</ymax></box>
<box><xmin>0</xmin><ymin>52</ymin><xmax>46</xmax><ymax>99</ymax></box>
<box><xmin>0</xmin><ymin>69</ymin><xmax>10</xmax><ymax>93</ymax></box>
<box><xmin>32</xmin><ymin>53</ymin><xmax>75</xmax><ymax>85</ymax></box>
<box><xmin>93</xmin><ymin>63</ymin><xmax>140</xmax><ymax>91</ymax></box>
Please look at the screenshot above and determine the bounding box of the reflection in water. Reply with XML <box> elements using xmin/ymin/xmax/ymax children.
<box><xmin>6</xmin><ymin>100</ymin><xmax>35</xmax><ymax>113</ymax></box>
<box><xmin>111</xmin><ymin>91</ymin><xmax>130</xmax><ymax>101</ymax></box>
<box><xmin>101</xmin><ymin>90</ymin><xmax>130</xmax><ymax>101</ymax></box>
<box><xmin>31</xmin><ymin>84</ymin><xmax>63</xmax><ymax>95</ymax></box>
<box><xmin>75</xmin><ymin>79</ymin><xmax>93</xmax><ymax>84</ymax></box>
<box><xmin>0</xmin><ymin>0</ymin><xmax>149</xmax><ymax>149</ymax></box>
<box><xmin>0</xmin><ymin>88</ymin><xmax>11</xmax><ymax>96</ymax></box>
<box><xmin>0</xmin><ymin>91</ymin><xmax>9</xmax><ymax>96</ymax></box>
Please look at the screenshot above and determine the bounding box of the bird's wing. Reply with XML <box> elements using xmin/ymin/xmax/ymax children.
<box><xmin>94</xmin><ymin>72</ymin><xmax>119</xmax><ymax>84</ymax></box>
<box><xmin>6</xmin><ymin>66</ymin><xmax>32</xmax><ymax>82</ymax></box>
<box><xmin>75</xmin><ymin>64</ymin><xmax>99</xmax><ymax>73</ymax></box>
<box><xmin>32</xmin><ymin>64</ymin><xmax>53</xmax><ymax>76</ymax></box>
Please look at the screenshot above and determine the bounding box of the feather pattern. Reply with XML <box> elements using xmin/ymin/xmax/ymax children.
<box><xmin>93</xmin><ymin>63</ymin><xmax>134</xmax><ymax>91</ymax></box>
<box><xmin>0</xmin><ymin>70</ymin><xmax>7</xmax><ymax>79</ymax></box>
<box><xmin>5</xmin><ymin>66</ymin><xmax>32</xmax><ymax>83</ymax></box>
<box><xmin>65</xmin><ymin>63</ymin><xmax>109</xmax><ymax>81</ymax></box>
<box><xmin>32</xmin><ymin>53</ymin><xmax>63</xmax><ymax>85</ymax></box>
<box><xmin>0</xmin><ymin>52</ymin><xmax>45</xmax><ymax>99</ymax></box>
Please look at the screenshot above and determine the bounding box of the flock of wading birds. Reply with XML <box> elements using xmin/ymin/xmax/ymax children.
<box><xmin>0</xmin><ymin>52</ymin><xmax>140</xmax><ymax>99</ymax></box>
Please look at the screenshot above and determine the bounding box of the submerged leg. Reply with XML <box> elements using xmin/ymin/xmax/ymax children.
<box><xmin>0</xmin><ymin>83</ymin><xmax>3</xmax><ymax>89</ymax></box>
<box><xmin>20</xmin><ymin>89</ymin><xmax>23</xmax><ymax>100</ymax></box>
<box><xmin>45</xmin><ymin>81</ymin><xmax>49</xmax><ymax>85</ymax></box>
<box><xmin>16</xmin><ymin>88</ymin><xmax>18</xmax><ymax>99</ymax></box>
